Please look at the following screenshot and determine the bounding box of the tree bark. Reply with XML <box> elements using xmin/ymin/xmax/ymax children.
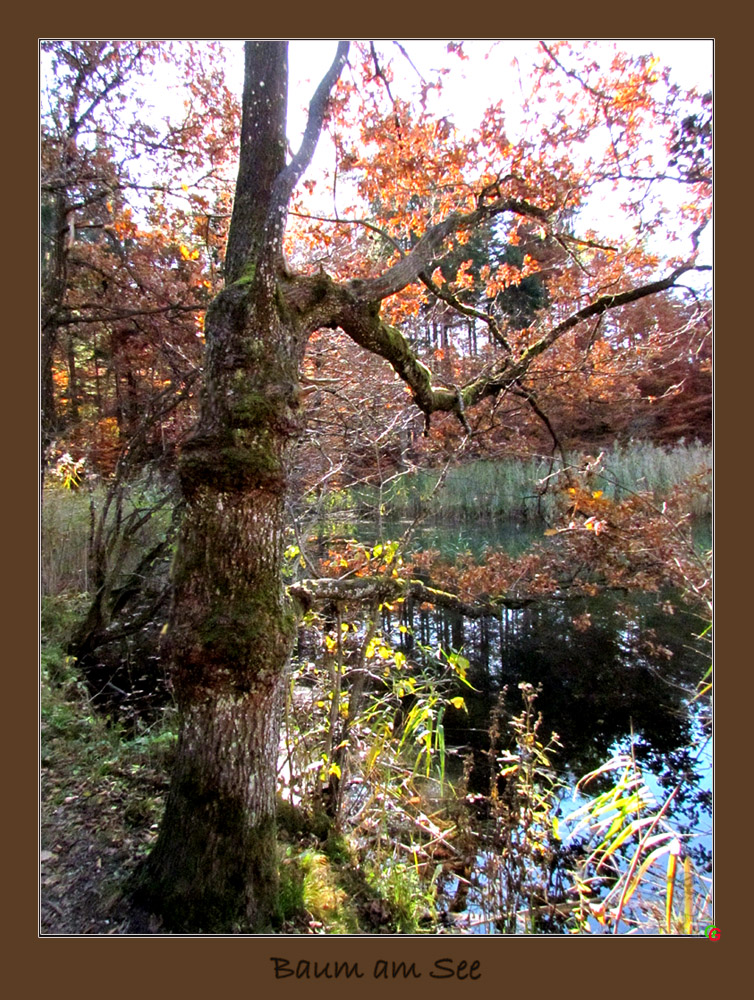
<box><xmin>132</xmin><ymin>41</ymin><xmax>342</xmax><ymax>932</ymax></box>
<box><xmin>132</xmin><ymin>280</ymin><xmax>306</xmax><ymax>930</ymax></box>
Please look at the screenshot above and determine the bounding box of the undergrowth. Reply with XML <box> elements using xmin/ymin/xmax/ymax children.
<box><xmin>41</xmin><ymin>600</ymin><xmax>451</xmax><ymax>934</ymax></box>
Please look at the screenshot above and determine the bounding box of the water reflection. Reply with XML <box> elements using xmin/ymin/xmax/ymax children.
<box><xmin>386</xmin><ymin>592</ymin><xmax>705</xmax><ymax>767</ymax></box>
<box><xmin>382</xmin><ymin>587</ymin><xmax>711</xmax><ymax>874</ymax></box>
<box><xmin>306</xmin><ymin>516</ymin><xmax>712</xmax><ymax>929</ymax></box>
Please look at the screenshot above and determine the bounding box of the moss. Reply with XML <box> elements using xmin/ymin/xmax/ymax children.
<box><xmin>384</xmin><ymin>323</ymin><xmax>433</xmax><ymax>380</ymax></box>
<box><xmin>228</xmin><ymin>383</ymin><xmax>281</xmax><ymax>429</ymax></box>
<box><xmin>308</xmin><ymin>270</ymin><xmax>334</xmax><ymax>304</ymax></box>
<box><xmin>274</xmin><ymin>280</ymin><xmax>294</xmax><ymax>323</ymax></box>
<box><xmin>230</xmin><ymin>260</ymin><xmax>257</xmax><ymax>288</ymax></box>
<box><xmin>276</xmin><ymin>797</ymin><xmax>331</xmax><ymax>842</ymax></box>
<box><xmin>178</xmin><ymin>441</ymin><xmax>284</xmax><ymax>496</ymax></box>
<box><xmin>192</xmin><ymin>593</ymin><xmax>295</xmax><ymax>684</ymax></box>
<box><xmin>199</xmin><ymin>612</ymin><xmax>266</xmax><ymax>663</ymax></box>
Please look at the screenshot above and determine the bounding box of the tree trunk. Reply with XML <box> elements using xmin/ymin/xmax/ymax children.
<box><xmin>128</xmin><ymin>38</ymin><xmax>356</xmax><ymax>933</ymax></box>
<box><xmin>131</xmin><ymin>255</ymin><xmax>306</xmax><ymax>926</ymax></box>
<box><xmin>129</xmin><ymin>44</ymin><xmax>307</xmax><ymax>931</ymax></box>
<box><xmin>133</xmin><ymin>649</ymin><xmax>286</xmax><ymax>932</ymax></box>
<box><xmin>40</xmin><ymin>320</ymin><xmax>58</xmax><ymax>491</ymax></box>
<box><xmin>40</xmin><ymin>187</ymin><xmax>71</xmax><ymax>490</ymax></box>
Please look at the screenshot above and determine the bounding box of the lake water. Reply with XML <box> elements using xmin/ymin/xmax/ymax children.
<box><xmin>336</xmin><ymin>516</ymin><xmax>712</xmax><ymax>933</ymax></box>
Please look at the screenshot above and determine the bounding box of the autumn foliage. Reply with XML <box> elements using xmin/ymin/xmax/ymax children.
<box><xmin>42</xmin><ymin>40</ymin><xmax>710</xmax><ymax>490</ymax></box>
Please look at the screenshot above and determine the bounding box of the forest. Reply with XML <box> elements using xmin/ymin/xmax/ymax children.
<box><xmin>40</xmin><ymin>39</ymin><xmax>712</xmax><ymax>935</ymax></box>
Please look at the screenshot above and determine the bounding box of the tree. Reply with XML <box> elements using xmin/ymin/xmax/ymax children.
<box><xmin>40</xmin><ymin>41</ymin><xmax>239</xmax><ymax>486</ymax></box>
<box><xmin>125</xmin><ymin>40</ymin><xmax>710</xmax><ymax>931</ymax></box>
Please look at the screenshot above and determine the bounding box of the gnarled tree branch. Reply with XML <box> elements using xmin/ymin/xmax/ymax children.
<box><xmin>304</xmin><ymin>261</ymin><xmax>710</xmax><ymax>427</ymax></box>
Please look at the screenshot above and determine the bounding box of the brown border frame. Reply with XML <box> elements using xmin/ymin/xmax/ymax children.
<box><xmin>20</xmin><ymin>11</ymin><xmax>740</xmax><ymax>997</ymax></box>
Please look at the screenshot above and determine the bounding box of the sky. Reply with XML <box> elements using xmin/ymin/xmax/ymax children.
<box><xmin>146</xmin><ymin>40</ymin><xmax>713</xmax><ymax>192</ymax></box>
<box><xmin>263</xmin><ymin>39</ymin><xmax>713</xmax><ymax>271</ymax></box>
<box><xmin>241</xmin><ymin>39</ymin><xmax>713</xmax><ymax>146</ymax></box>
<box><xmin>50</xmin><ymin>40</ymin><xmax>710</xmax><ymax>274</ymax></box>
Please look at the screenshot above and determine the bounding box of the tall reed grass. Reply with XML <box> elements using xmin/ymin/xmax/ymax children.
<box><xmin>596</xmin><ymin>441</ymin><xmax>711</xmax><ymax>516</ymax></box>
<box><xmin>41</xmin><ymin>488</ymin><xmax>94</xmax><ymax>597</ymax></box>
<box><xmin>350</xmin><ymin>441</ymin><xmax>711</xmax><ymax>523</ymax></box>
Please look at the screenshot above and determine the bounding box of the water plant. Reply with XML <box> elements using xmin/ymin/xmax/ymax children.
<box><xmin>342</xmin><ymin>441</ymin><xmax>710</xmax><ymax>525</ymax></box>
<box><xmin>461</xmin><ymin>682</ymin><xmax>567</xmax><ymax>933</ymax></box>
<box><xmin>561</xmin><ymin>721</ymin><xmax>711</xmax><ymax>935</ymax></box>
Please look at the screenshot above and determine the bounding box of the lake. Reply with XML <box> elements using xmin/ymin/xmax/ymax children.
<box><xmin>313</xmin><ymin>515</ymin><xmax>712</xmax><ymax>933</ymax></box>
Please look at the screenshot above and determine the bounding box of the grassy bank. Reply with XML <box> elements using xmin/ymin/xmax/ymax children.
<box><xmin>348</xmin><ymin>441</ymin><xmax>711</xmax><ymax>523</ymax></box>
<box><xmin>41</xmin><ymin>479</ymin><xmax>174</xmax><ymax>599</ymax></box>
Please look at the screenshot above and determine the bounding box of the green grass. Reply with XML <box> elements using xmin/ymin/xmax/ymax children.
<box><xmin>41</xmin><ymin>480</ymin><xmax>175</xmax><ymax>598</ymax></box>
<box><xmin>41</xmin><ymin>637</ymin><xmax>178</xmax><ymax>780</ymax></box>
<box><xmin>41</xmin><ymin>488</ymin><xmax>93</xmax><ymax>596</ymax></box>
<box><xmin>41</xmin><ymin>592</ymin><xmax>178</xmax><ymax>784</ymax></box>
<box><xmin>40</xmin><ymin>646</ymin><xmax>177</xmax><ymax>900</ymax></box>
<box><xmin>594</xmin><ymin>440</ymin><xmax>711</xmax><ymax>516</ymax></box>
<box><xmin>365</xmin><ymin>857</ymin><xmax>438</xmax><ymax>933</ymax></box>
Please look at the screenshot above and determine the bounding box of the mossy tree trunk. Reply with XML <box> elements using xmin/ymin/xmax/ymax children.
<box><xmin>132</xmin><ymin>41</ymin><xmax>349</xmax><ymax>932</ymax></box>
<box><xmin>131</xmin><ymin>283</ymin><xmax>304</xmax><ymax>930</ymax></box>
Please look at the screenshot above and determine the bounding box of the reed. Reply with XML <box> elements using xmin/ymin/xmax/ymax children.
<box><xmin>349</xmin><ymin>441</ymin><xmax>711</xmax><ymax>523</ymax></box>
<box><xmin>595</xmin><ymin>440</ymin><xmax>711</xmax><ymax>516</ymax></box>
<box><xmin>41</xmin><ymin>487</ymin><xmax>94</xmax><ymax>596</ymax></box>
<box><xmin>41</xmin><ymin>476</ymin><xmax>176</xmax><ymax>600</ymax></box>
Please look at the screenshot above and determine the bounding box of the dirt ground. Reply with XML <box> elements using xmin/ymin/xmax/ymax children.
<box><xmin>40</xmin><ymin>745</ymin><xmax>165</xmax><ymax>934</ymax></box>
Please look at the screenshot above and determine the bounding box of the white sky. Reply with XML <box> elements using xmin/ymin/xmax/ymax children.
<box><xmin>263</xmin><ymin>40</ymin><xmax>712</xmax><ymax>271</ymax></box>
<box><xmin>55</xmin><ymin>40</ymin><xmax>709</xmax><ymax>272</ymax></box>
<box><xmin>149</xmin><ymin>39</ymin><xmax>713</xmax><ymax>194</ymax></box>
<box><xmin>255</xmin><ymin>39</ymin><xmax>713</xmax><ymax>146</ymax></box>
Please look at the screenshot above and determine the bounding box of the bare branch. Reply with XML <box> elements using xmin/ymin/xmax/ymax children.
<box><xmin>53</xmin><ymin>302</ymin><xmax>205</xmax><ymax>327</ymax></box>
<box><xmin>289</xmin><ymin>209</ymin><xmax>405</xmax><ymax>257</ymax></box>
<box><xmin>266</xmin><ymin>42</ymin><xmax>350</xmax><ymax>248</ymax></box>
<box><xmin>511</xmin><ymin>382</ymin><xmax>570</xmax><ymax>466</ymax></box>
<box><xmin>349</xmin><ymin>195</ymin><xmax>550</xmax><ymax>303</ymax></box>
<box><xmin>289</xmin><ymin>575</ymin><xmax>544</xmax><ymax>619</ymax></box>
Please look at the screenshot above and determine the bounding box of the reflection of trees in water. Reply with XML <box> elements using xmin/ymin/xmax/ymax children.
<box><xmin>290</xmin><ymin>572</ymin><xmax>711</xmax><ymax>878</ymax></box>
<box><xmin>381</xmin><ymin>590</ymin><xmax>709</xmax><ymax>859</ymax></box>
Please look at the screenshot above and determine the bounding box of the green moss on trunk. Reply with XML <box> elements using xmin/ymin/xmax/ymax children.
<box><xmin>132</xmin><ymin>680</ymin><xmax>285</xmax><ymax>932</ymax></box>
